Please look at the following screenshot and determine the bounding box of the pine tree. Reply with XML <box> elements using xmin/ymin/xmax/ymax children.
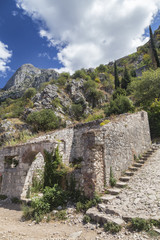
<box><xmin>114</xmin><ymin>61</ymin><xmax>120</xmax><ymax>89</ymax></box>
<box><xmin>149</xmin><ymin>25</ymin><xmax>160</xmax><ymax>68</ymax></box>
<box><xmin>121</xmin><ymin>66</ymin><xmax>131</xmax><ymax>89</ymax></box>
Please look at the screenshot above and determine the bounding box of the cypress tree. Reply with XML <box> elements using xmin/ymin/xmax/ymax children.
<box><xmin>121</xmin><ymin>66</ymin><xmax>131</xmax><ymax>89</ymax></box>
<box><xmin>114</xmin><ymin>61</ymin><xmax>120</xmax><ymax>89</ymax></box>
<box><xmin>149</xmin><ymin>25</ymin><xmax>160</xmax><ymax>68</ymax></box>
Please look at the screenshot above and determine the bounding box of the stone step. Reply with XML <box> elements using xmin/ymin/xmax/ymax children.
<box><xmin>147</xmin><ymin>150</ymin><xmax>154</xmax><ymax>153</ymax></box>
<box><xmin>100</xmin><ymin>194</ymin><xmax>116</xmax><ymax>203</ymax></box>
<box><xmin>125</xmin><ymin>171</ymin><xmax>134</xmax><ymax>176</ymax></box>
<box><xmin>138</xmin><ymin>160</ymin><xmax>145</xmax><ymax>164</ymax></box>
<box><xmin>119</xmin><ymin>176</ymin><xmax>131</xmax><ymax>182</ymax></box>
<box><xmin>133</xmin><ymin>163</ymin><xmax>143</xmax><ymax>168</ymax></box>
<box><xmin>86</xmin><ymin>207</ymin><xmax>125</xmax><ymax>226</ymax></box>
<box><xmin>116</xmin><ymin>181</ymin><xmax>127</xmax><ymax>188</ymax></box>
<box><xmin>141</xmin><ymin>156</ymin><xmax>148</xmax><ymax>160</ymax></box>
<box><xmin>129</xmin><ymin>166</ymin><xmax>138</xmax><ymax>171</ymax></box>
<box><xmin>143</xmin><ymin>153</ymin><xmax>152</xmax><ymax>157</ymax></box>
<box><xmin>107</xmin><ymin>188</ymin><xmax>121</xmax><ymax>195</ymax></box>
<box><xmin>98</xmin><ymin>203</ymin><xmax>107</xmax><ymax>212</ymax></box>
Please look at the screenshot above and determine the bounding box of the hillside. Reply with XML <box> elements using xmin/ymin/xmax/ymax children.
<box><xmin>0</xmin><ymin>25</ymin><xmax>160</xmax><ymax>146</ymax></box>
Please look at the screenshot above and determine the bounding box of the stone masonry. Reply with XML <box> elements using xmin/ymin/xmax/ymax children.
<box><xmin>0</xmin><ymin>111</ymin><xmax>151</xmax><ymax>198</ymax></box>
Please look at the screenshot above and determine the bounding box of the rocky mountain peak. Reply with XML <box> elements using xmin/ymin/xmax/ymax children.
<box><xmin>0</xmin><ymin>64</ymin><xmax>59</xmax><ymax>101</ymax></box>
<box><xmin>3</xmin><ymin>64</ymin><xmax>41</xmax><ymax>90</ymax></box>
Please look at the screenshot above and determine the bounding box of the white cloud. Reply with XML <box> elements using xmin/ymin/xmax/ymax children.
<box><xmin>0</xmin><ymin>41</ymin><xmax>12</xmax><ymax>74</ymax></box>
<box><xmin>38</xmin><ymin>52</ymin><xmax>51</xmax><ymax>60</ymax></box>
<box><xmin>12</xmin><ymin>11</ymin><xmax>18</xmax><ymax>16</ymax></box>
<box><xmin>16</xmin><ymin>0</ymin><xmax>160</xmax><ymax>72</ymax></box>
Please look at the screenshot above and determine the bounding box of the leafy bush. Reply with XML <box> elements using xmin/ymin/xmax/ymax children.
<box><xmin>31</xmin><ymin>198</ymin><xmax>50</xmax><ymax>216</ymax></box>
<box><xmin>71</xmin><ymin>103</ymin><xmax>84</xmax><ymax>120</ymax></box>
<box><xmin>112</xmin><ymin>88</ymin><xmax>126</xmax><ymax>100</ymax></box>
<box><xmin>84</xmin><ymin>112</ymin><xmax>104</xmax><ymax>123</ymax></box>
<box><xmin>72</xmin><ymin>70</ymin><xmax>87</xmax><ymax>79</ymax></box>
<box><xmin>39</xmin><ymin>82</ymin><xmax>50</xmax><ymax>91</ymax></box>
<box><xmin>0</xmin><ymin>194</ymin><xmax>7</xmax><ymax>200</ymax></box>
<box><xmin>55</xmin><ymin>210</ymin><xmax>67</xmax><ymax>220</ymax></box>
<box><xmin>51</xmin><ymin>98</ymin><xmax>62</xmax><ymax>109</ymax></box>
<box><xmin>148</xmin><ymin>99</ymin><xmax>160</xmax><ymax>138</ymax></box>
<box><xmin>104</xmin><ymin>96</ymin><xmax>135</xmax><ymax>116</ymax></box>
<box><xmin>104</xmin><ymin>222</ymin><xmax>122</xmax><ymax>233</ymax></box>
<box><xmin>22</xmin><ymin>205</ymin><xmax>34</xmax><ymax>220</ymax></box>
<box><xmin>27</xmin><ymin>109</ymin><xmax>60</xmax><ymax>131</ymax></box>
<box><xmin>23</xmin><ymin>88</ymin><xmax>36</xmax><ymax>99</ymax></box>
<box><xmin>83</xmin><ymin>215</ymin><xmax>91</xmax><ymax>223</ymax></box>
<box><xmin>96</xmin><ymin>64</ymin><xmax>107</xmax><ymax>73</ymax></box>
<box><xmin>43</xmin><ymin>185</ymin><xmax>66</xmax><ymax>210</ymax></box>
<box><xmin>132</xmin><ymin>68</ymin><xmax>160</xmax><ymax>108</ymax></box>
<box><xmin>76</xmin><ymin>193</ymin><xmax>101</xmax><ymax>213</ymax></box>
<box><xmin>84</xmin><ymin>80</ymin><xmax>104</xmax><ymax>108</ymax></box>
<box><xmin>131</xmin><ymin>218</ymin><xmax>151</xmax><ymax>232</ymax></box>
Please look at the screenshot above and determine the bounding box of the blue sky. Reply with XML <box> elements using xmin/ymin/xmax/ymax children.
<box><xmin>0</xmin><ymin>0</ymin><xmax>160</xmax><ymax>88</ymax></box>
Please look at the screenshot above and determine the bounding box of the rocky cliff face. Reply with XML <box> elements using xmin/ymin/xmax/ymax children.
<box><xmin>0</xmin><ymin>64</ymin><xmax>59</xmax><ymax>101</ymax></box>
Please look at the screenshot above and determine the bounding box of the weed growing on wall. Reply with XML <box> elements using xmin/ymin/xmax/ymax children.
<box><xmin>109</xmin><ymin>167</ymin><xmax>116</xmax><ymax>187</ymax></box>
<box><xmin>44</xmin><ymin>147</ymin><xmax>68</xmax><ymax>189</ymax></box>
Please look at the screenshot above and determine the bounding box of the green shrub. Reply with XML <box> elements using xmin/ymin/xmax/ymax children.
<box><xmin>96</xmin><ymin>64</ymin><xmax>107</xmax><ymax>73</ymax></box>
<box><xmin>83</xmin><ymin>215</ymin><xmax>91</xmax><ymax>223</ymax></box>
<box><xmin>31</xmin><ymin>198</ymin><xmax>50</xmax><ymax>216</ymax></box>
<box><xmin>23</xmin><ymin>88</ymin><xmax>36</xmax><ymax>99</ymax></box>
<box><xmin>104</xmin><ymin>222</ymin><xmax>122</xmax><ymax>233</ymax></box>
<box><xmin>43</xmin><ymin>185</ymin><xmax>66</xmax><ymax>210</ymax></box>
<box><xmin>39</xmin><ymin>82</ymin><xmax>50</xmax><ymax>92</ymax></box>
<box><xmin>105</xmin><ymin>95</ymin><xmax>135</xmax><ymax>116</ymax></box>
<box><xmin>131</xmin><ymin>218</ymin><xmax>151</xmax><ymax>232</ymax></box>
<box><xmin>55</xmin><ymin>210</ymin><xmax>67</xmax><ymax>220</ymax></box>
<box><xmin>27</xmin><ymin>109</ymin><xmax>61</xmax><ymax>132</ymax></box>
<box><xmin>72</xmin><ymin>70</ymin><xmax>87</xmax><ymax>79</ymax></box>
<box><xmin>76</xmin><ymin>201</ymin><xmax>85</xmax><ymax>212</ymax></box>
<box><xmin>84</xmin><ymin>112</ymin><xmax>104</xmax><ymax>123</ymax></box>
<box><xmin>71</xmin><ymin>103</ymin><xmax>84</xmax><ymax>120</ymax></box>
<box><xmin>84</xmin><ymin>80</ymin><xmax>104</xmax><ymax>108</ymax></box>
<box><xmin>148</xmin><ymin>99</ymin><xmax>160</xmax><ymax>138</ymax></box>
<box><xmin>112</xmin><ymin>88</ymin><xmax>126</xmax><ymax>100</ymax></box>
<box><xmin>51</xmin><ymin>98</ymin><xmax>62</xmax><ymax>109</ymax></box>
<box><xmin>22</xmin><ymin>205</ymin><xmax>34</xmax><ymax>220</ymax></box>
<box><xmin>76</xmin><ymin>193</ymin><xmax>101</xmax><ymax>213</ymax></box>
<box><xmin>0</xmin><ymin>195</ymin><xmax>7</xmax><ymax>200</ymax></box>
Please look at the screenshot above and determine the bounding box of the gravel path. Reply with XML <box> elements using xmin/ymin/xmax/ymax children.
<box><xmin>107</xmin><ymin>148</ymin><xmax>160</xmax><ymax>219</ymax></box>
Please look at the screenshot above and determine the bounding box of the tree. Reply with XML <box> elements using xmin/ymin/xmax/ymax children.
<box><xmin>131</xmin><ymin>68</ymin><xmax>160</xmax><ymax>108</ymax></box>
<box><xmin>114</xmin><ymin>61</ymin><xmax>120</xmax><ymax>89</ymax></box>
<box><xmin>104</xmin><ymin>95</ymin><xmax>135</xmax><ymax>116</ymax></box>
<box><xmin>149</xmin><ymin>25</ymin><xmax>160</xmax><ymax>68</ymax></box>
<box><xmin>121</xmin><ymin>66</ymin><xmax>131</xmax><ymax>89</ymax></box>
<box><xmin>27</xmin><ymin>109</ymin><xmax>60</xmax><ymax>131</ymax></box>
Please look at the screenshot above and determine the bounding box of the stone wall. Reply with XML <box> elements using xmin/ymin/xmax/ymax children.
<box><xmin>0</xmin><ymin>111</ymin><xmax>151</xmax><ymax>198</ymax></box>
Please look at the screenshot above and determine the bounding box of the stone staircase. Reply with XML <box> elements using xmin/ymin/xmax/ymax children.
<box><xmin>86</xmin><ymin>145</ymin><xmax>159</xmax><ymax>226</ymax></box>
